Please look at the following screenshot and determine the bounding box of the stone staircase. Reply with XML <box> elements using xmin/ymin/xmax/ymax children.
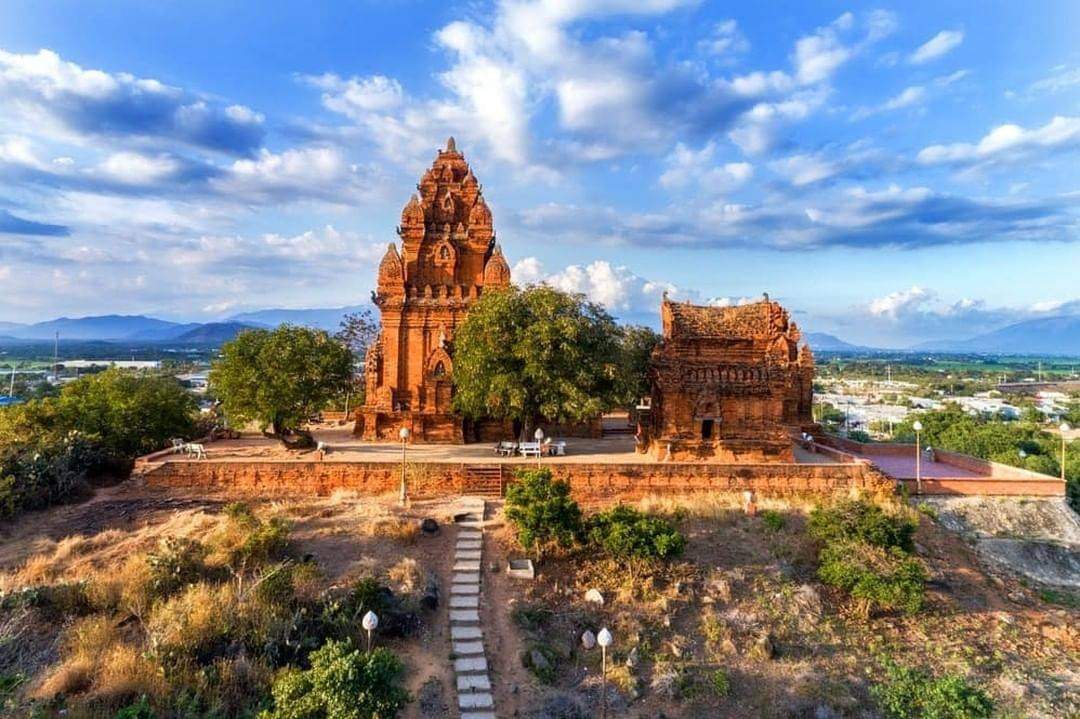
<box><xmin>461</xmin><ymin>465</ymin><xmax>504</xmax><ymax>498</ymax></box>
<box><xmin>451</xmin><ymin>497</ymin><xmax>495</xmax><ymax>718</ymax></box>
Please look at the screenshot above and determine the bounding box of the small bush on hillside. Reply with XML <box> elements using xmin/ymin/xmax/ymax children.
<box><xmin>208</xmin><ymin>509</ymin><xmax>291</xmax><ymax>580</ymax></box>
<box><xmin>586</xmin><ymin>505</ymin><xmax>686</xmax><ymax>561</ymax></box>
<box><xmin>258</xmin><ymin>639</ymin><xmax>409</xmax><ymax>719</ymax></box>
<box><xmin>710</xmin><ymin>668</ymin><xmax>732</xmax><ymax>698</ymax></box>
<box><xmin>871</xmin><ymin>661</ymin><xmax>993</xmax><ymax>719</ymax></box>
<box><xmin>505</xmin><ymin>468</ymin><xmax>582</xmax><ymax>561</ymax></box>
<box><xmin>147</xmin><ymin>582</ymin><xmax>235</xmax><ymax>665</ymax></box>
<box><xmin>808</xmin><ymin>498</ymin><xmax>916</xmax><ymax>553</ymax></box>
<box><xmin>146</xmin><ymin>537</ymin><xmax>208</xmax><ymax>597</ymax></box>
<box><xmin>818</xmin><ymin>541</ymin><xmax>926</xmax><ymax>616</ymax></box>
<box><xmin>760</xmin><ymin>509</ymin><xmax>785</xmax><ymax>532</ymax></box>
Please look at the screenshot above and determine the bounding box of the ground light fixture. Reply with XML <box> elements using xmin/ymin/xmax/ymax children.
<box><xmin>362</xmin><ymin>610</ymin><xmax>378</xmax><ymax>651</ymax></box>
<box><xmin>912</xmin><ymin>420</ymin><xmax>924</xmax><ymax>495</ymax></box>
<box><xmin>399</xmin><ymin>426</ymin><xmax>410</xmax><ymax>506</ymax></box>
<box><xmin>597</xmin><ymin>627</ymin><xmax>612</xmax><ymax>719</ymax></box>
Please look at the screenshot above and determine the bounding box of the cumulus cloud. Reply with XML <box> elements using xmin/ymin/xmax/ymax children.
<box><xmin>210</xmin><ymin>146</ymin><xmax>383</xmax><ymax>204</ymax></box>
<box><xmin>0</xmin><ymin>49</ymin><xmax>265</xmax><ymax>155</ymax></box>
<box><xmin>917</xmin><ymin>115</ymin><xmax>1080</xmax><ymax>168</ymax></box>
<box><xmin>909</xmin><ymin>29</ymin><xmax>964</xmax><ymax>65</ymax></box>
<box><xmin>659</xmin><ymin>141</ymin><xmax>752</xmax><ymax>192</ymax></box>
<box><xmin>700</xmin><ymin>20</ymin><xmax>750</xmax><ymax>60</ymax></box>
<box><xmin>510</xmin><ymin>256</ymin><xmax>680</xmax><ymax>317</ymax></box>
<box><xmin>768</xmin><ymin>153</ymin><xmax>839</xmax><ymax>186</ymax></box>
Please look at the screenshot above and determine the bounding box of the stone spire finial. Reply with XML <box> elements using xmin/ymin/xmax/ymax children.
<box><xmin>446</xmin><ymin>136</ymin><xmax>457</xmax><ymax>152</ymax></box>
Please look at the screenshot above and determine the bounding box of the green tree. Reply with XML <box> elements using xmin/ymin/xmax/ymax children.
<box><xmin>586</xmin><ymin>505</ymin><xmax>686</xmax><ymax>561</ymax></box>
<box><xmin>259</xmin><ymin>640</ymin><xmax>410</xmax><ymax>719</ymax></box>
<box><xmin>504</xmin><ymin>468</ymin><xmax>582</xmax><ymax>562</ymax></box>
<box><xmin>210</xmin><ymin>325</ymin><xmax>353</xmax><ymax>447</ymax></box>
<box><xmin>452</xmin><ymin>285</ymin><xmax>621</xmax><ymax>431</ymax></box>
<box><xmin>614</xmin><ymin>325</ymin><xmax>660</xmax><ymax>410</ymax></box>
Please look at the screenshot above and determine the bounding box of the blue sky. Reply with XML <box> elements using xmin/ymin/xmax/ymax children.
<box><xmin>0</xmin><ymin>0</ymin><xmax>1077</xmax><ymax>347</ymax></box>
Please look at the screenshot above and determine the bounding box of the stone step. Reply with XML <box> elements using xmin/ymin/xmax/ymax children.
<box><xmin>455</xmin><ymin>550</ymin><xmax>482</xmax><ymax>561</ymax></box>
<box><xmin>452</xmin><ymin>583</ymin><xmax>480</xmax><ymax>595</ymax></box>
<box><xmin>456</xmin><ymin>540</ymin><xmax>483</xmax><ymax>550</ymax></box>
<box><xmin>453</xmin><ymin>640</ymin><xmax>485</xmax><ymax>655</ymax></box>
<box><xmin>456</xmin><ymin>673</ymin><xmax>491</xmax><ymax>692</ymax></box>
<box><xmin>450</xmin><ymin>626</ymin><xmax>483</xmax><ymax>640</ymax></box>
<box><xmin>454</xmin><ymin>656</ymin><xmax>488</xmax><ymax>673</ymax></box>
<box><xmin>460</xmin><ymin>713</ymin><xmax>496</xmax><ymax>719</ymax></box>
<box><xmin>457</xmin><ymin>521</ymin><xmax>483</xmax><ymax>529</ymax></box>
<box><xmin>450</xmin><ymin>609</ymin><xmax>480</xmax><ymax>622</ymax></box>
<box><xmin>453</xmin><ymin>560</ymin><xmax>481</xmax><ymax>572</ymax></box>
<box><xmin>458</xmin><ymin>530</ymin><xmax>482</xmax><ymax>540</ymax></box>
<box><xmin>450</xmin><ymin>594</ymin><xmax>479</xmax><ymax>609</ymax></box>
<box><xmin>459</xmin><ymin>692</ymin><xmax>494</xmax><ymax>710</ymax></box>
<box><xmin>452</xmin><ymin>572</ymin><xmax>480</xmax><ymax>584</ymax></box>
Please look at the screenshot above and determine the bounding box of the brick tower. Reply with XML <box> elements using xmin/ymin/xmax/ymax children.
<box><xmin>356</xmin><ymin>138</ymin><xmax>511</xmax><ymax>442</ymax></box>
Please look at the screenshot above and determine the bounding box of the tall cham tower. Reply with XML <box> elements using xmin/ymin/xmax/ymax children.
<box><xmin>356</xmin><ymin>138</ymin><xmax>511</xmax><ymax>442</ymax></box>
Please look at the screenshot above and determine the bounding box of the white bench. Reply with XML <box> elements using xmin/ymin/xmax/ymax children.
<box><xmin>495</xmin><ymin>441</ymin><xmax>517</xmax><ymax>456</ymax></box>
<box><xmin>518</xmin><ymin>442</ymin><xmax>541</xmax><ymax>458</ymax></box>
<box><xmin>183</xmin><ymin>443</ymin><xmax>207</xmax><ymax>459</ymax></box>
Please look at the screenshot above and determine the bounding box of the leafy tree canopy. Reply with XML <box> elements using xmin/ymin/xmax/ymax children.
<box><xmin>504</xmin><ymin>468</ymin><xmax>582</xmax><ymax>562</ymax></box>
<box><xmin>210</xmin><ymin>325</ymin><xmax>353</xmax><ymax>444</ymax></box>
<box><xmin>452</xmin><ymin>285</ymin><xmax>621</xmax><ymax>427</ymax></box>
<box><xmin>258</xmin><ymin>640</ymin><xmax>410</xmax><ymax>719</ymax></box>
<box><xmin>614</xmin><ymin>324</ymin><xmax>661</xmax><ymax>410</ymax></box>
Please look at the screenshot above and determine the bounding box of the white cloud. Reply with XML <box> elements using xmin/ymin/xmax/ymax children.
<box><xmin>868</xmin><ymin>285</ymin><xmax>934</xmax><ymax>318</ymax></box>
<box><xmin>701</xmin><ymin>19</ymin><xmax>750</xmax><ymax>59</ymax></box>
<box><xmin>1029</xmin><ymin>65</ymin><xmax>1080</xmax><ymax>94</ymax></box>
<box><xmin>0</xmin><ymin>48</ymin><xmax>265</xmax><ymax>154</ymax></box>
<box><xmin>883</xmin><ymin>85</ymin><xmax>927</xmax><ymax>111</ymax></box>
<box><xmin>511</xmin><ymin>256</ymin><xmax>679</xmax><ymax>314</ymax></box>
<box><xmin>917</xmin><ymin>115</ymin><xmax>1080</xmax><ymax>167</ymax></box>
<box><xmin>768</xmin><ymin>153</ymin><xmax>839</xmax><ymax>186</ymax></box>
<box><xmin>211</xmin><ymin>146</ymin><xmax>383</xmax><ymax>203</ymax></box>
<box><xmin>98</xmin><ymin>151</ymin><xmax>181</xmax><ymax>184</ymax></box>
<box><xmin>659</xmin><ymin>141</ymin><xmax>752</xmax><ymax>191</ymax></box>
<box><xmin>909</xmin><ymin>29</ymin><xmax>964</xmax><ymax>65</ymax></box>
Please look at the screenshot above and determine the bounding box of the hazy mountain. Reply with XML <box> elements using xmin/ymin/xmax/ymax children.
<box><xmin>8</xmin><ymin>315</ymin><xmax>182</xmax><ymax>340</ymax></box>
<box><xmin>172</xmin><ymin>322</ymin><xmax>256</xmax><ymax>343</ymax></box>
<box><xmin>227</xmin><ymin>305</ymin><xmax>370</xmax><ymax>331</ymax></box>
<box><xmin>915</xmin><ymin>315</ymin><xmax>1080</xmax><ymax>356</ymax></box>
<box><xmin>804</xmin><ymin>332</ymin><xmax>869</xmax><ymax>352</ymax></box>
<box><xmin>0</xmin><ymin>321</ymin><xmax>25</xmax><ymax>333</ymax></box>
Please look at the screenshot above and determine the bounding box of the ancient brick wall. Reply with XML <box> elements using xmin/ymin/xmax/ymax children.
<box><xmin>137</xmin><ymin>458</ymin><xmax>893</xmax><ymax>501</ymax></box>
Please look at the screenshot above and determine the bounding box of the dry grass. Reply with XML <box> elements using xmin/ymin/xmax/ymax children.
<box><xmin>147</xmin><ymin>582</ymin><xmax>235</xmax><ymax>657</ymax></box>
<box><xmin>366</xmin><ymin>517</ymin><xmax>419</xmax><ymax>543</ymax></box>
<box><xmin>636</xmin><ymin>492</ymin><xmax>810</xmax><ymax>519</ymax></box>
<box><xmin>387</xmin><ymin>557</ymin><xmax>420</xmax><ymax>593</ymax></box>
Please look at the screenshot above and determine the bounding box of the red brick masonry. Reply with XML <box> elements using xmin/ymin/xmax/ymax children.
<box><xmin>135</xmin><ymin>459</ymin><xmax>894</xmax><ymax>502</ymax></box>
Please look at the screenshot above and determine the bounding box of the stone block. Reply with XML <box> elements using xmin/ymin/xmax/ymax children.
<box><xmin>454</xmin><ymin>656</ymin><xmax>488</xmax><ymax>673</ymax></box>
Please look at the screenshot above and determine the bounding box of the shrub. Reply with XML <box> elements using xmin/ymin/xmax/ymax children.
<box><xmin>808</xmin><ymin>498</ymin><xmax>916</xmax><ymax>553</ymax></box>
<box><xmin>760</xmin><ymin>509</ymin><xmax>785</xmax><ymax>532</ymax></box>
<box><xmin>871</xmin><ymin>661</ymin><xmax>993</xmax><ymax>719</ymax></box>
<box><xmin>258</xmin><ymin>639</ymin><xmax>410</xmax><ymax>719</ymax></box>
<box><xmin>147</xmin><ymin>582</ymin><xmax>235</xmax><ymax>664</ymax></box>
<box><xmin>146</xmin><ymin>537</ymin><xmax>208</xmax><ymax>597</ymax></box>
<box><xmin>586</xmin><ymin>505</ymin><xmax>686</xmax><ymax>561</ymax></box>
<box><xmin>818</xmin><ymin>541</ymin><xmax>926</xmax><ymax>616</ymax></box>
<box><xmin>208</xmin><ymin>509</ymin><xmax>291</xmax><ymax>579</ymax></box>
<box><xmin>114</xmin><ymin>696</ymin><xmax>157</xmax><ymax>719</ymax></box>
<box><xmin>505</xmin><ymin>468</ymin><xmax>582</xmax><ymax>561</ymax></box>
<box><xmin>710</xmin><ymin>668</ymin><xmax>731</xmax><ymax>698</ymax></box>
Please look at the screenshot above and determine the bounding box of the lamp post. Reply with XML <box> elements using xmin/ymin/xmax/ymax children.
<box><xmin>912</xmin><ymin>420</ymin><xmax>923</xmax><ymax>496</ymax></box>
<box><xmin>597</xmin><ymin>627</ymin><xmax>612</xmax><ymax>719</ymax></box>
<box><xmin>399</xmin><ymin>427</ymin><xmax>410</xmax><ymax>506</ymax></box>
<box><xmin>534</xmin><ymin>427</ymin><xmax>545</xmax><ymax>467</ymax></box>
<box><xmin>362</xmin><ymin>610</ymin><xmax>379</xmax><ymax>652</ymax></box>
<box><xmin>1061</xmin><ymin>422</ymin><xmax>1071</xmax><ymax>483</ymax></box>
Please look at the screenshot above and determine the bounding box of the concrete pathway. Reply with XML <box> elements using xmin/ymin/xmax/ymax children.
<box><xmin>450</xmin><ymin>497</ymin><xmax>495</xmax><ymax>719</ymax></box>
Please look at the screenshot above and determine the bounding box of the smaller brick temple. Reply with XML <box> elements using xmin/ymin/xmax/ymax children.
<box><xmin>355</xmin><ymin>138</ymin><xmax>511</xmax><ymax>442</ymax></box>
<box><xmin>640</xmin><ymin>295</ymin><xmax>814</xmax><ymax>462</ymax></box>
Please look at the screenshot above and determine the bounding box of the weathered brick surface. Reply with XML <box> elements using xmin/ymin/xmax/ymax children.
<box><xmin>137</xmin><ymin>458</ymin><xmax>894</xmax><ymax>500</ymax></box>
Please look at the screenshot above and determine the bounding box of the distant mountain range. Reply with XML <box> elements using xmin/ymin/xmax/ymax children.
<box><xmin>0</xmin><ymin>309</ymin><xmax>1077</xmax><ymax>356</ymax></box>
<box><xmin>914</xmin><ymin>315</ymin><xmax>1080</xmax><ymax>356</ymax></box>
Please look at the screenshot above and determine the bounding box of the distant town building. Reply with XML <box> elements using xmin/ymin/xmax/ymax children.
<box><xmin>59</xmin><ymin>360</ymin><xmax>161</xmax><ymax>370</ymax></box>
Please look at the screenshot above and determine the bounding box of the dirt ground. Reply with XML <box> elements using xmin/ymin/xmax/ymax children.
<box><xmin>2</xmin><ymin>484</ymin><xmax>1078</xmax><ymax>718</ymax></box>
<box><xmin>0</xmin><ymin>482</ymin><xmax>464</xmax><ymax>718</ymax></box>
